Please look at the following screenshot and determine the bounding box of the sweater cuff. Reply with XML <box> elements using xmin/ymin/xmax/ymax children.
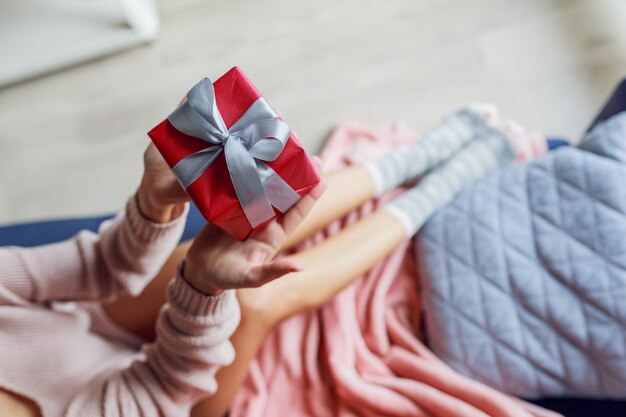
<box><xmin>125</xmin><ymin>193</ymin><xmax>189</xmax><ymax>243</ymax></box>
<box><xmin>169</xmin><ymin>264</ymin><xmax>238</xmax><ymax>317</ymax></box>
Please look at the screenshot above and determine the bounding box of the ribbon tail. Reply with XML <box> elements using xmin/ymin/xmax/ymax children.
<box><xmin>225</xmin><ymin>138</ymin><xmax>275</xmax><ymax>228</ymax></box>
<box><xmin>256</xmin><ymin>161</ymin><xmax>301</xmax><ymax>213</ymax></box>
<box><xmin>172</xmin><ymin>147</ymin><xmax>222</xmax><ymax>189</ymax></box>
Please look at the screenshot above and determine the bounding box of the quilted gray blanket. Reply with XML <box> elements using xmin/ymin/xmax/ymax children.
<box><xmin>416</xmin><ymin>112</ymin><xmax>626</xmax><ymax>399</ymax></box>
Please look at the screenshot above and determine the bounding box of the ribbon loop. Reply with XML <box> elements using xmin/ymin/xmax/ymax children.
<box><xmin>237</xmin><ymin>119</ymin><xmax>291</xmax><ymax>160</ymax></box>
<box><xmin>167</xmin><ymin>77</ymin><xmax>300</xmax><ymax>228</ymax></box>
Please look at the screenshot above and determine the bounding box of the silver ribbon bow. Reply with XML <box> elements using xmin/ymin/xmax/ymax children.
<box><xmin>168</xmin><ymin>78</ymin><xmax>301</xmax><ymax>228</ymax></box>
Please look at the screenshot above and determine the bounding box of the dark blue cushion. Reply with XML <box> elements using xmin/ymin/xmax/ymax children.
<box><xmin>546</xmin><ymin>138</ymin><xmax>570</xmax><ymax>150</ymax></box>
<box><xmin>529</xmin><ymin>398</ymin><xmax>626</xmax><ymax>417</ymax></box>
<box><xmin>588</xmin><ymin>78</ymin><xmax>626</xmax><ymax>132</ymax></box>
<box><xmin>0</xmin><ymin>203</ymin><xmax>206</xmax><ymax>247</ymax></box>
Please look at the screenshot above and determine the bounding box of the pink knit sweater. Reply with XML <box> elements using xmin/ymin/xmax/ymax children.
<box><xmin>0</xmin><ymin>196</ymin><xmax>240</xmax><ymax>417</ymax></box>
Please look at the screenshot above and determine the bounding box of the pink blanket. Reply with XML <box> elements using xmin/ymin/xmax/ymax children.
<box><xmin>230</xmin><ymin>122</ymin><xmax>559</xmax><ymax>417</ymax></box>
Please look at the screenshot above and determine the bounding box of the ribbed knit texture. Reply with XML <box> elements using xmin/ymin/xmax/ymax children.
<box><xmin>383</xmin><ymin>128</ymin><xmax>515</xmax><ymax>237</ymax></box>
<box><xmin>362</xmin><ymin>108</ymin><xmax>482</xmax><ymax>196</ymax></box>
<box><xmin>0</xmin><ymin>195</ymin><xmax>240</xmax><ymax>417</ymax></box>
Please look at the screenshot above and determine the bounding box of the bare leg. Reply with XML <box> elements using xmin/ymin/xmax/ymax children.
<box><xmin>191</xmin><ymin>210</ymin><xmax>405</xmax><ymax>417</ymax></box>
<box><xmin>271</xmin><ymin>211</ymin><xmax>404</xmax><ymax>314</ymax></box>
<box><xmin>282</xmin><ymin>165</ymin><xmax>374</xmax><ymax>249</ymax></box>
<box><xmin>0</xmin><ymin>389</ymin><xmax>41</xmax><ymax>417</ymax></box>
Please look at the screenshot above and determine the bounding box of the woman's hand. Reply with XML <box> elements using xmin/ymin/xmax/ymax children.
<box><xmin>137</xmin><ymin>143</ymin><xmax>189</xmax><ymax>223</ymax></box>
<box><xmin>183</xmin><ymin>161</ymin><xmax>326</xmax><ymax>296</ymax></box>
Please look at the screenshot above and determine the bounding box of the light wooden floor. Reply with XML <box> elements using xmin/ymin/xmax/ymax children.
<box><xmin>1</xmin><ymin>0</ymin><xmax>625</xmax><ymax>225</ymax></box>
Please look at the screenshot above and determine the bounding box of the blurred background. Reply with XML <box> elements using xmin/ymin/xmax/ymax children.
<box><xmin>1</xmin><ymin>0</ymin><xmax>625</xmax><ymax>225</ymax></box>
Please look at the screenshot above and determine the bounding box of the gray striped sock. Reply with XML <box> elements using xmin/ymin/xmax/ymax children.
<box><xmin>382</xmin><ymin>128</ymin><xmax>514</xmax><ymax>237</ymax></box>
<box><xmin>363</xmin><ymin>108</ymin><xmax>487</xmax><ymax>196</ymax></box>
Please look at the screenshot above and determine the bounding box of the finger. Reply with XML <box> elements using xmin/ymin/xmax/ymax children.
<box><xmin>248</xmin><ymin>258</ymin><xmax>302</xmax><ymax>286</ymax></box>
<box><xmin>253</xmin><ymin>174</ymin><xmax>327</xmax><ymax>248</ymax></box>
<box><xmin>143</xmin><ymin>142</ymin><xmax>155</xmax><ymax>166</ymax></box>
<box><xmin>251</xmin><ymin>160</ymin><xmax>327</xmax><ymax>248</ymax></box>
<box><xmin>310</xmin><ymin>156</ymin><xmax>323</xmax><ymax>172</ymax></box>
<box><xmin>144</xmin><ymin>142</ymin><xmax>163</xmax><ymax>162</ymax></box>
<box><xmin>161</xmin><ymin>184</ymin><xmax>191</xmax><ymax>203</ymax></box>
<box><xmin>279</xmin><ymin>176</ymin><xmax>327</xmax><ymax>236</ymax></box>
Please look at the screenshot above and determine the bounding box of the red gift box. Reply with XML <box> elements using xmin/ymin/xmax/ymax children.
<box><xmin>148</xmin><ymin>67</ymin><xmax>320</xmax><ymax>240</ymax></box>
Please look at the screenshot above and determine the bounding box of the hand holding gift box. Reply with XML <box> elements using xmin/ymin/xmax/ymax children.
<box><xmin>148</xmin><ymin>67</ymin><xmax>321</xmax><ymax>240</ymax></box>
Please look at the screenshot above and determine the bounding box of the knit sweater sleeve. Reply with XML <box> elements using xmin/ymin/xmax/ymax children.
<box><xmin>0</xmin><ymin>194</ymin><xmax>186</xmax><ymax>304</ymax></box>
<box><xmin>65</xmin><ymin>270</ymin><xmax>240</xmax><ymax>417</ymax></box>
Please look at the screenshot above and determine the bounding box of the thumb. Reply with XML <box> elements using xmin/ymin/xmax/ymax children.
<box><xmin>248</xmin><ymin>258</ymin><xmax>303</xmax><ymax>287</ymax></box>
